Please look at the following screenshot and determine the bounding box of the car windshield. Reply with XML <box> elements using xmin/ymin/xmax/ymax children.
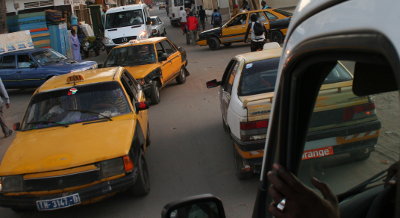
<box><xmin>105</xmin><ymin>9</ymin><xmax>144</xmax><ymax>29</ymax></box>
<box><xmin>104</xmin><ymin>45</ymin><xmax>156</xmax><ymax>67</ymax></box>
<box><xmin>21</xmin><ymin>82</ymin><xmax>131</xmax><ymax>130</ymax></box>
<box><xmin>31</xmin><ymin>49</ymin><xmax>67</xmax><ymax>66</ymax></box>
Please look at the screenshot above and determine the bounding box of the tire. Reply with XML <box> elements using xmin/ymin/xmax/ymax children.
<box><xmin>208</xmin><ymin>37</ymin><xmax>221</xmax><ymax>50</ymax></box>
<box><xmin>350</xmin><ymin>148</ymin><xmax>372</xmax><ymax>161</ymax></box>
<box><xmin>176</xmin><ymin>67</ymin><xmax>186</xmax><ymax>84</ymax></box>
<box><xmin>270</xmin><ymin>30</ymin><xmax>284</xmax><ymax>44</ymax></box>
<box><xmin>223</xmin><ymin>42</ymin><xmax>232</xmax><ymax>47</ymax></box>
<box><xmin>233</xmin><ymin>145</ymin><xmax>253</xmax><ymax>180</ymax></box>
<box><xmin>130</xmin><ymin>153</ymin><xmax>150</xmax><ymax>196</ymax></box>
<box><xmin>149</xmin><ymin>80</ymin><xmax>160</xmax><ymax>105</ymax></box>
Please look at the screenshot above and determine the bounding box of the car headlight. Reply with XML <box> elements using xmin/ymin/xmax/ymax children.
<box><xmin>99</xmin><ymin>158</ymin><xmax>125</xmax><ymax>179</ymax></box>
<box><xmin>92</xmin><ymin>63</ymin><xmax>98</xmax><ymax>69</ymax></box>
<box><xmin>103</xmin><ymin>37</ymin><xmax>113</xmax><ymax>45</ymax></box>
<box><xmin>0</xmin><ymin>175</ymin><xmax>24</xmax><ymax>193</ymax></box>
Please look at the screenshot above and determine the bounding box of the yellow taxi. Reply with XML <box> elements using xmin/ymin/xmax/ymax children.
<box><xmin>0</xmin><ymin>67</ymin><xmax>151</xmax><ymax>211</ymax></box>
<box><xmin>103</xmin><ymin>37</ymin><xmax>189</xmax><ymax>104</ymax></box>
<box><xmin>197</xmin><ymin>9</ymin><xmax>292</xmax><ymax>50</ymax></box>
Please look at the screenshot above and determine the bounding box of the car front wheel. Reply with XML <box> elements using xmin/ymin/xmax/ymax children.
<box><xmin>208</xmin><ymin>37</ymin><xmax>220</xmax><ymax>50</ymax></box>
<box><xmin>176</xmin><ymin>67</ymin><xmax>186</xmax><ymax>84</ymax></box>
<box><xmin>129</xmin><ymin>153</ymin><xmax>150</xmax><ymax>196</ymax></box>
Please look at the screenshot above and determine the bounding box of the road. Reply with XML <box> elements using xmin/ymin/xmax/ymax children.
<box><xmin>0</xmin><ymin>7</ymin><xmax>398</xmax><ymax>218</ymax></box>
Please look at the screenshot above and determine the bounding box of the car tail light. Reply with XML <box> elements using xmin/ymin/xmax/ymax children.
<box><xmin>343</xmin><ymin>103</ymin><xmax>375</xmax><ymax>121</ymax></box>
<box><xmin>240</xmin><ymin>120</ymin><xmax>269</xmax><ymax>130</ymax></box>
<box><xmin>123</xmin><ymin>156</ymin><xmax>134</xmax><ymax>172</ymax></box>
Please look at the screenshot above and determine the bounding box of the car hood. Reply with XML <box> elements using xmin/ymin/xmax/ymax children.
<box><xmin>125</xmin><ymin>63</ymin><xmax>160</xmax><ymax>79</ymax></box>
<box><xmin>44</xmin><ymin>60</ymin><xmax>97</xmax><ymax>72</ymax></box>
<box><xmin>199</xmin><ymin>27</ymin><xmax>221</xmax><ymax>38</ymax></box>
<box><xmin>0</xmin><ymin>114</ymin><xmax>136</xmax><ymax>175</ymax></box>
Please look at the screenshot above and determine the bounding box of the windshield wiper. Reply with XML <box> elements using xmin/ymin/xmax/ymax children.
<box><xmin>26</xmin><ymin>120</ymin><xmax>69</xmax><ymax>128</ymax></box>
<box><xmin>67</xmin><ymin>109</ymin><xmax>112</xmax><ymax>121</ymax></box>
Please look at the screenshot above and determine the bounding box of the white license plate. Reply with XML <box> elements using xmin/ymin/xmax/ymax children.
<box><xmin>36</xmin><ymin>193</ymin><xmax>81</xmax><ymax>211</ymax></box>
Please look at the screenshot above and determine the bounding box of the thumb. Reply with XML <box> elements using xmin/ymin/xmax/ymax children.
<box><xmin>311</xmin><ymin>177</ymin><xmax>338</xmax><ymax>205</ymax></box>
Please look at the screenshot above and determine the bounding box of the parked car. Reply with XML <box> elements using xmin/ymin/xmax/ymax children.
<box><xmin>103</xmin><ymin>37</ymin><xmax>188</xmax><ymax>104</ymax></box>
<box><xmin>207</xmin><ymin>44</ymin><xmax>381</xmax><ymax>179</ymax></box>
<box><xmin>162</xmin><ymin>0</ymin><xmax>399</xmax><ymax>217</ymax></box>
<box><xmin>150</xmin><ymin>16</ymin><xmax>167</xmax><ymax>36</ymax></box>
<box><xmin>197</xmin><ymin>8</ymin><xmax>292</xmax><ymax>50</ymax></box>
<box><xmin>0</xmin><ymin>48</ymin><xmax>97</xmax><ymax>89</ymax></box>
<box><xmin>0</xmin><ymin>67</ymin><xmax>151</xmax><ymax>211</ymax></box>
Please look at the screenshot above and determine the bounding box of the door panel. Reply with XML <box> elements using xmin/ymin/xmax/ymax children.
<box><xmin>221</xmin><ymin>13</ymin><xmax>248</xmax><ymax>43</ymax></box>
<box><xmin>0</xmin><ymin>55</ymin><xmax>19</xmax><ymax>88</ymax></box>
<box><xmin>17</xmin><ymin>55</ymin><xmax>43</xmax><ymax>87</ymax></box>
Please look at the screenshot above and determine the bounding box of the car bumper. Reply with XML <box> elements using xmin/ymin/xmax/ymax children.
<box><xmin>0</xmin><ymin>172</ymin><xmax>137</xmax><ymax>210</ymax></box>
<box><xmin>196</xmin><ymin>39</ymin><xmax>207</xmax><ymax>46</ymax></box>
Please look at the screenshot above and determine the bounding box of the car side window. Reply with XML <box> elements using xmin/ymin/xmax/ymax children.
<box><xmin>264</xmin><ymin>11</ymin><xmax>278</xmax><ymax>20</ymax></box>
<box><xmin>121</xmin><ymin>72</ymin><xmax>138</xmax><ymax>103</ymax></box>
<box><xmin>0</xmin><ymin>55</ymin><xmax>16</xmax><ymax>69</ymax></box>
<box><xmin>223</xmin><ymin>61</ymin><xmax>239</xmax><ymax>94</ymax></box>
<box><xmin>221</xmin><ymin>60</ymin><xmax>235</xmax><ymax>86</ymax></box>
<box><xmin>250</xmin><ymin>12</ymin><xmax>267</xmax><ymax>23</ymax></box>
<box><xmin>17</xmin><ymin>55</ymin><xmax>35</xmax><ymax>68</ymax></box>
<box><xmin>161</xmin><ymin>40</ymin><xmax>177</xmax><ymax>55</ymax></box>
<box><xmin>156</xmin><ymin>42</ymin><xmax>166</xmax><ymax>58</ymax></box>
<box><xmin>227</xmin><ymin>14</ymin><xmax>248</xmax><ymax>26</ymax></box>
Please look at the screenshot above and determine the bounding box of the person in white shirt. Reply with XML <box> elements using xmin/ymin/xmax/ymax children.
<box><xmin>0</xmin><ymin>77</ymin><xmax>12</xmax><ymax>137</ymax></box>
<box><xmin>179</xmin><ymin>7</ymin><xmax>187</xmax><ymax>34</ymax></box>
<box><xmin>244</xmin><ymin>14</ymin><xmax>267</xmax><ymax>52</ymax></box>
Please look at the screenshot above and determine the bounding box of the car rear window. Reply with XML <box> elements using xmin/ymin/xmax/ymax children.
<box><xmin>239</xmin><ymin>58</ymin><xmax>280</xmax><ymax>96</ymax></box>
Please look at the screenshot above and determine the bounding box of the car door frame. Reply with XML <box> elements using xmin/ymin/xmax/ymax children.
<box><xmin>160</xmin><ymin>39</ymin><xmax>181</xmax><ymax>82</ymax></box>
<box><xmin>0</xmin><ymin>54</ymin><xmax>19</xmax><ymax>88</ymax></box>
<box><xmin>221</xmin><ymin>13</ymin><xmax>249</xmax><ymax>44</ymax></box>
<box><xmin>252</xmin><ymin>31</ymin><xmax>400</xmax><ymax>218</ymax></box>
<box><xmin>220</xmin><ymin>59</ymin><xmax>239</xmax><ymax>125</ymax></box>
<box><xmin>16</xmin><ymin>53</ymin><xmax>42</xmax><ymax>87</ymax></box>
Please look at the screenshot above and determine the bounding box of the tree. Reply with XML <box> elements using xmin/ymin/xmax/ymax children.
<box><xmin>0</xmin><ymin>0</ymin><xmax>7</xmax><ymax>33</ymax></box>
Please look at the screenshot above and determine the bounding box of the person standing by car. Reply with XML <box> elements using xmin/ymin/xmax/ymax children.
<box><xmin>261</xmin><ymin>0</ymin><xmax>270</xmax><ymax>9</ymax></box>
<box><xmin>179</xmin><ymin>7</ymin><xmax>187</xmax><ymax>34</ymax></box>
<box><xmin>0</xmin><ymin>77</ymin><xmax>12</xmax><ymax>138</ymax></box>
<box><xmin>198</xmin><ymin>6</ymin><xmax>206</xmax><ymax>31</ymax></box>
<box><xmin>244</xmin><ymin>14</ymin><xmax>267</xmax><ymax>52</ymax></box>
<box><xmin>187</xmin><ymin>12</ymin><xmax>199</xmax><ymax>45</ymax></box>
<box><xmin>211</xmin><ymin>9</ymin><xmax>222</xmax><ymax>28</ymax></box>
<box><xmin>70</xmin><ymin>29</ymin><xmax>82</xmax><ymax>61</ymax></box>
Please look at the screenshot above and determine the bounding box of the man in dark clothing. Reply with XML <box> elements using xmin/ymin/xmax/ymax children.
<box><xmin>244</xmin><ymin>13</ymin><xmax>267</xmax><ymax>52</ymax></box>
<box><xmin>211</xmin><ymin>9</ymin><xmax>222</xmax><ymax>28</ymax></box>
<box><xmin>198</xmin><ymin>6</ymin><xmax>206</xmax><ymax>30</ymax></box>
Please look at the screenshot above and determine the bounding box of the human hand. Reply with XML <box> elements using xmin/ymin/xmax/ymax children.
<box><xmin>267</xmin><ymin>164</ymin><xmax>339</xmax><ymax>218</ymax></box>
<box><xmin>6</xmin><ymin>103</ymin><xmax>9</xmax><ymax>109</ymax></box>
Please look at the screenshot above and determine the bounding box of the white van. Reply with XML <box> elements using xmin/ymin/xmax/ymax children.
<box><xmin>103</xmin><ymin>4</ymin><xmax>151</xmax><ymax>52</ymax></box>
<box><xmin>168</xmin><ymin>0</ymin><xmax>184</xmax><ymax>27</ymax></box>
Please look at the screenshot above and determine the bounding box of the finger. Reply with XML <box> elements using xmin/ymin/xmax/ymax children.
<box><xmin>268</xmin><ymin>202</ymin><xmax>285</xmax><ymax>218</ymax></box>
<box><xmin>274</xmin><ymin>164</ymin><xmax>304</xmax><ymax>191</ymax></box>
<box><xmin>268</xmin><ymin>185</ymin><xmax>284</xmax><ymax>203</ymax></box>
<box><xmin>311</xmin><ymin>177</ymin><xmax>338</xmax><ymax>205</ymax></box>
<box><xmin>267</xmin><ymin>170</ymin><xmax>292</xmax><ymax>196</ymax></box>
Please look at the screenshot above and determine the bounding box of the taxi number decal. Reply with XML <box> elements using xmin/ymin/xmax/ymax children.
<box><xmin>302</xmin><ymin>146</ymin><xmax>334</xmax><ymax>160</ymax></box>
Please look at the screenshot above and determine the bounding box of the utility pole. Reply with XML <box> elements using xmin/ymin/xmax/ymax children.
<box><xmin>0</xmin><ymin>0</ymin><xmax>8</xmax><ymax>33</ymax></box>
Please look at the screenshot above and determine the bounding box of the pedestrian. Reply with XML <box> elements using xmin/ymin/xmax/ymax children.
<box><xmin>186</xmin><ymin>12</ymin><xmax>199</xmax><ymax>45</ymax></box>
<box><xmin>261</xmin><ymin>0</ymin><xmax>270</xmax><ymax>9</ymax></box>
<box><xmin>232</xmin><ymin>4</ymin><xmax>239</xmax><ymax>17</ymax></box>
<box><xmin>198</xmin><ymin>6</ymin><xmax>206</xmax><ymax>31</ymax></box>
<box><xmin>179</xmin><ymin>7</ymin><xmax>187</xmax><ymax>34</ymax></box>
<box><xmin>244</xmin><ymin>13</ymin><xmax>267</xmax><ymax>52</ymax></box>
<box><xmin>240</xmin><ymin>0</ymin><xmax>250</xmax><ymax>12</ymax></box>
<box><xmin>70</xmin><ymin>29</ymin><xmax>82</xmax><ymax>61</ymax></box>
<box><xmin>211</xmin><ymin>9</ymin><xmax>222</xmax><ymax>28</ymax></box>
<box><xmin>0</xmin><ymin>77</ymin><xmax>12</xmax><ymax>138</ymax></box>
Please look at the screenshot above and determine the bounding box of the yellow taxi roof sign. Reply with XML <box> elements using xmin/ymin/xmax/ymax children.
<box><xmin>67</xmin><ymin>74</ymin><xmax>85</xmax><ymax>84</ymax></box>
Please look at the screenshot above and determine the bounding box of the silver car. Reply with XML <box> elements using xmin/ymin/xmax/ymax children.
<box><xmin>150</xmin><ymin>16</ymin><xmax>166</xmax><ymax>36</ymax></box>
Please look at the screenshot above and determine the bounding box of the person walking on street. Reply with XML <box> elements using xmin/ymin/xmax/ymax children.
<box><xmin>198</xmin><ymin>6</ymin><xmax>206</xmax><ymax>31</ymax></box>
<box><xmin>241</xmin><ymin>0</ymin><xmax>250</xmax><ymax>12</ymax></box>
<box><xmin>261</xmin><ymin>0</ymin><xmax>270</xmax><ymax>9</ymax></box>
<box><xmin>0</xmin><ymin>77</ymin><xmax>12</xmax><ymax>138</ymax></box>
<box><xmin>187</xmin><ymin>12</ymin><xmax>199</xmax><ymax>45</ymax></box>
<box><xmin>211</xmin><ymin>9</ymin><xmax>222</xmax><ymax>28</ymax></box>
<box><xmin>244</xmin><ymin>14</ymin><xmax>267</xmax><ymax>52</ymax></box>
<box><xmin>179</xmin><ymin>7</ymin><xmax>187</xmax><ymax>34</ymax></box>
<box><xmin>70</xmin><ymin>29</ymin><xmax>82</xmax><ymax>61</ymax></box>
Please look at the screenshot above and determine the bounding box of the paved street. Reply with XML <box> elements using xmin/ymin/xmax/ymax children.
<box><xmin>0</xmin><ymin>7</ymin><xmax>398</xmax><ymax>218</ymax></box>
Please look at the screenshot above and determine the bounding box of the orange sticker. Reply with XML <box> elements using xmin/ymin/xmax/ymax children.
<box><xmin>302</xmin><ymin>146</ymin><xmax>334</xmax><ymax>160</ymax></box>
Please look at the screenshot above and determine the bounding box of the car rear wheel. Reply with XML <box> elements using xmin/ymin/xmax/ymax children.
<box><xmin>270</xmin><ymin>30</ymin><xmax>284</xmax><ymax>44</ymax></box>
<box><xmin>208</xmin><ymin>37</ymin><xmax>220</xmax><ymax>50</ymax></box>
<box><xmin>176</xmin><ymin>67</ymin><xmax>186</xmax><ymax>84</ymax></box>
<box><xmin>233</xmin><ymin>145</ymin><xmax>253</xmax><ymax>180</ymax></box>
<box><xmin>130</xmin><ymin>153</ymin><xmax>150</xmax><ymax>196</ymax></box>
<box><xmin>149</xmin><ymin>80</ymin><xmax>160</xmax><ymax>105</ymax></box>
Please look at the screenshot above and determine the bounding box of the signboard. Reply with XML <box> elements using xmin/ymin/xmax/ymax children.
<box><xmin>0</xmin><ymin>31</ymin><xmax>34</xmax><ymax>54</ymax></box>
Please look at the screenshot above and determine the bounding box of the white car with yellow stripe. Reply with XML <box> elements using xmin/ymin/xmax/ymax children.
<box><xmin>206</xmin><ymin>44</ymin><xmax>381</xmax><ymax>179</ymax></box>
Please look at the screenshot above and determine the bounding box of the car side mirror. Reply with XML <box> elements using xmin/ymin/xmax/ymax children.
<box><xmin>162</xmin><ymin>194</ymin><xmax>226</xmax><ymax>218</ymax></box>
<box><xmin>206</xmin><ymin>79</ymin><xmax>221</xmax><ymax>88</ymax></box>
<box><xmin>158</xmin><ymin>54</ymin><xmax>168</xmax><ymax>62</ymax></box>
<box><xmin>13</xmin><ymin>122</ymin><xmax>21</xmax><ymax>131</ymax></box>
<box><xmin>135</xmin><ymin>101</ymin><xmax>149</xmax><ymax>113</ymax></box>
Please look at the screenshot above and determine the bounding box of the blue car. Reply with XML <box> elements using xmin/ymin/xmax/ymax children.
<box><xmin>0</xmin><ymin>48</ymin><xmax>97</xmax><ymax>89</ymax></box>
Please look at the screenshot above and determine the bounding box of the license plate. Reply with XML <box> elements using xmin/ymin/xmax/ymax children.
<box><xmin>302</xmin><ymin>146</ymin><xmax>334</xmax><ymax>160</ymax></box>
<box><xmin>36</xmin><ymin>193</ymin><xmax>81</xmax><ymax>211</ymax></box>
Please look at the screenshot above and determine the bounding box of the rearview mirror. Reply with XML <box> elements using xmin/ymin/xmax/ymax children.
<box><xmin>135</xmin><ymin>102</ymin><xmax>149</xmax><ymax>113</ymax></box>
<box><xmin>13</xmin><ymin>122</ymin><xmax>21</xmax><ymax>131</ymax></box>
<box><xmin>162</xmin><ymin>194</ymin><xmax>226</xmax><ymax>218</ymax></box>
<box><xmin>206</xmin><ymin>79</ymin><xmax>221</xmax><ymax>88</ymax></box>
